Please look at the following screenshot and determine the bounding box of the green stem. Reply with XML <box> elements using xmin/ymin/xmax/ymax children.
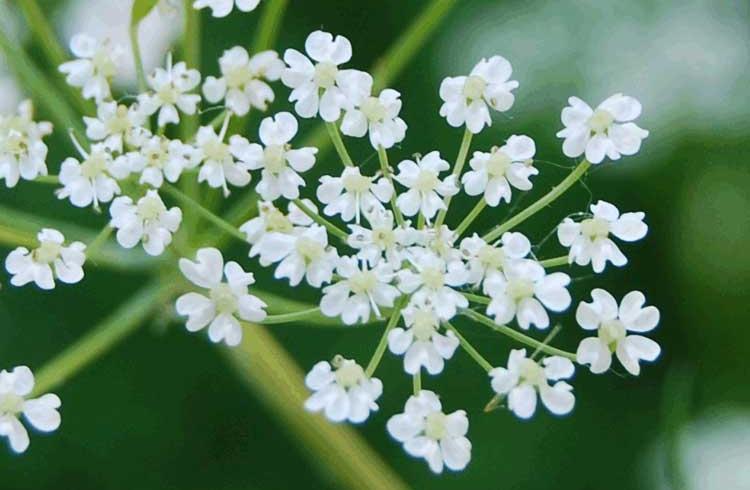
<box><xmin>251</xmin><ymin>0</ymin><xmax>289</xmax><ymax>52</ymax></box>
<box><xmin>483</xmin><ymin>159</ymin><xmax>592</xmax><ymax>242</ymax></box>
<box><xmin>462</xmin><ymin>309</ymin><xmax>576</xmax><ymax>361</ymax></box>
<box><xmin>435</xmin><ymin>128</ymin><xmax>472</xmax><ymax>228</ymax></box>
<box><xmin>163</xmin><ymin>183</ymin><xmax>247</xmax><ymax>242</ymax></box>
<box><xmin>129</xmin><ymin>23</ymin><xmax>148</xmax><ymax>93</ymax></box>
<box><xmin>181</xmin><ymin>0</ymin><xmax>201</xmax><ymax>139</ymax></box>
<box><xmin>531</xmin><ymin>324</ymin><xmax>563</xmax><ymax>359</ymax></box>
<box><xmin>539</xmin><ymin>255</ymin><xmax>569</xmax><ymax>268</ymax></box>
<box><xmin>292</xmin><ymin>198</ymin><xmax>348</xmax><ymax>242</ymax></box>
<box><xmin>376</xmin><ymin>146</ymin><xmax>405</xmax><ymax>227</ymax></box>
<box><xmin>445</xmin><ymin>321</ymin><xmax>493</xmax><ymax>372</ymax></box>
<box><xmin>365</xmin><ymin>295</ymin><xmax>407</xmax><ymax>377</ymax></box>
<box><xmin>85</xmin><ymin>225</ymin><xmax>114</xmax><ymax>260</ymax></box>
<box><xmin>326</xmin><ymin>122</ymin><xmax>354</xmax><ymax>167</ymax></box>
<box><xmin>260</xmin><ymin>307</ymin><xmax>326</xmax><ymax>325</ymax></box>
<box><xmin>462</xmin><ymin>292</ymin><xmax>491</xmax><ymax>305</ymax></box>
<box><xmin>33</xmin><ymin>174</ymin><xmax>60</xmax><ymax>185</ymax></box>
<box><xmin>413</xmin><ymin>371</ymin><xmax>421</xmax><ymax>395</ymax></box>
<box><xmin>454</xmin><ymin>199</ymin><xmax>487</xmax><ymax>237</ymax></box>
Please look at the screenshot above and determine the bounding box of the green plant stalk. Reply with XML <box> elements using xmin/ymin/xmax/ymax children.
<box><xmin>483</xmin><ymin>159</ymin><xmax>592</xmax><ymax>242</ymax></box>
<box><xmin>85</xmin><ymin>225</ymin><xmax>114</xmax><ymax>260</ymax></box>
<box><xmin>462</xmin><ymin>292</ymin><xmax>491</xmax><ymax>305</ymax></box>
<box><xmin>181</xmin><ymin>0</ymin><xmax>201</xmax><ymax>139</ymax></box>
<box><xmin>454</xmin><ymin>198</ymin><xmax>486</xmax><ymax>237</ymax></box>
<box><xmin>260</xmin><ymin>307</ymin><xmax>326</xmax><ymax>325</ymax></box>
<box><xmin>129</xmin><ymin>23</ymin><xmax>148</xmax><ymax>93</ymax></box>
<box><xmin>224</xmin><ymin>324</ymin><xmax>410</xmax><ymax>490</ymax></box>
<box><xmin>251</xmin><ymin>0</ymin><xmax>289</xmax><ymax>52</ymax></box>
<box><xmin>445</xmin><ymin>321</ymin><xmax>493</xmax><ymax>372</ymax></box>
<box><xmin>292</xmin><ymin>198</ymin><xmax>348</xmax><ymax>241</ymax></box>
<box><xmin>413</xmin><ymin>371</ymin><xmax>421</xmax><ymax>395</ymax></box>
<box><xmin>163</xmin><ymin>183</ymin><xmax>247</xmax><ymax>242</ymax></box>
<box><xmin>434</xmin><ymin>128</ymin><xmax>472</xmax><ymax>228</ymax></box>
<box><xmin>539</xmin><ymin>255</ymin><xmax>569</xmax><ymax>268</ymax></box>
<box><xmin>326</xmin><ymin>122</ymin><xmax>354</xmax><ymax>167</ymax></box>
<box><xmin>376</xmin><ymin>146</ymin><xmax>405</xmax><ymax>227</ymax></box>
<box><xmin>462</xmin><ymin>309</ymin><xmax>576</xmax><ymax>361</ymax></box>
<box><xmin>365</xmin><ymin>295</ymin><xmax>407</xmax><ymax>377</ymax></box>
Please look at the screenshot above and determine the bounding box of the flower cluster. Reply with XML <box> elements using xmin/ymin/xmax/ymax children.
<box><xmin>1</xmin><ymin>8</ymin><xmax>660</xmax><ymax>472</ymax></box>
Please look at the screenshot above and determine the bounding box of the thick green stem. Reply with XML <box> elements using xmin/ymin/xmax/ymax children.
<box><xmin>33</xmin><ymin>175</ymin><xmax>60</xmax><ymax>185</ymax></box>
<box><xmin>445</xmin><ymin>321</ymin><xmax>493</xmax><ymax>372</ymax></box>
<box><xmin>181</xmin><ymin>0</ymin><xmax>201</xmax><ymax>139</ymax></box>
<box><xmin>85</xmin><ymin>225</ymin><xmax>114</xmax><ymax>260</ymax></box>
<box><xmin>413</xmin><ymin>371</ymin><xmax>422</xmax><ymax>395</ymax></box>
<box><xmin>483</xmin><ymin>159</ymin><xmax>592</xmax><ymax>242</ymax></box>
<box><xmin>326</xmin><ymin>122</ymin><xmax>354</xmax><ymax>167</ymax></box>
<box><xmin>435</xmin><ymin>128</ymin><xmax>472</xmax><ymax>228</ymax></box>
<box><xmin>539</xmin><ymin>255</ymin><xmax>569</xmax><ymax>268</ymax></box>
<box><xmin>365</xmin><ymin>295</ymin><xmax>407</xmax><ymax>377</ymax></box>
<box><xmin>292</xmin><ymin>198</ymin><xmax>348</xmax><ymax>242</ymax></box>
<box><xmin>163</xmin><ymin>183</ymin><xmax>247</xmax><ymax>242</ymax></box>
<box><xmin>129</xmin><ymin>23</ymin><xmax>148</xmax><ymax>93</ymax></box>
<box><xmin>462</xmin><ymin>292</ymin><xmax>491</xmax><ymax>305</ymax></box>
<box><xmin>454</xmin><ymin>199</ymin><xmax>487</xmax><ymax>237</ymax></box>
<box><xmin>251</xmin><ymin>0</ymin><xmax>289</xmax><ymax>52</ymax></box>
<box><xmin>376</xmin><ymin>146</ymin><xmax>405</xmax><ymax>227</ymax></box>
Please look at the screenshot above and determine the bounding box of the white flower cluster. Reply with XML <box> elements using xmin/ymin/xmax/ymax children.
<box><xmin>0</xmin><ymin>10</ymin><xmax>660</xmax><ymax>470</ymax></box>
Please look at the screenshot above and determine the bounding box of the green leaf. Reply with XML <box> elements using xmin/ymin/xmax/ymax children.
<box><xmin>131</xmin><ymin>0</ymin><xmax>160</xmax><ymax>26</ymax></box>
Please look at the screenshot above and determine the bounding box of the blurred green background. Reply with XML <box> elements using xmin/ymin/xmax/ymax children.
<box><xmin>1</xmin><ymin>0</ymin><xmax>749</xmax><ymax>488</ymax></box>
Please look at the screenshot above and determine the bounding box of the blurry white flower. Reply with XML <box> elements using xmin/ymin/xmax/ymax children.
<box><xmin>388</xmin><ymin>303</ymin><xmax>459</xmax><ymax>375</ymax></box>
<box><xmin>110</xmin><ymin>189</ymin><xmax>182</xmax><ymax>256</ymax></box>
<box><xmin>0</xmin><ymin>366</ymin><xmax>61</xmax><ymax>454</ymax></box>
<box><xmin>576</xmin><ymin>289</ymin><xmax>660</xmax><ymax>375</ymax></box>
<box><xmin>484</xmin><ymin>259</ymin><xmax>571</xmax><ymax>330</ymax></box>
<box><xmin>317</xmin><ymin>167</ymin><xmax>393</xmax><ymax>223</ymax></box>
<box><xmin>397</xmin><ymin>249</ymin><xmax>468</xmax><ymax>321</ymax></box>
<box><xmin>304</xmin><ymin>356</ymin><xmax>382</xmax><ymax>423</ymax></box>
<box><xmin>203</xmin><ymin>47</ymin><xmax>283</xmax><ymax>115</ymax></box>
<box><xmin>59</xmin><ymin>34</ymin><xmax>125</xmax><ymax>102</ymax></box>
<box><xmin>56</xmin><ymin>142</ymin><xmax>127</xmax><ymax>209</ymax></box>
<box><xmin>557</xmin><ymin>200</ymin><xmax>647</xmax><ymax>273</ymax></box>
<box><xmin>139</xmin><ymin>54</ymin><xmax>201</xmax><ymax>127</ymax></box>
<box><xmin>394</xmin><ymin>151</ymin><xmax>458</xmax><ymax>222</ymax></box>
<box><xmin>195</xmin><ymin>121</ymin><xmax>252</xmax><ymax>196</ymax></box>
<box><xmin>347</xmin><ymin>210</ymin><xmax>416</xmax><ymax>266</ymax></box>
<box><xmin>557</xmin><ymin>93</ymin><xmax>649</xmax><ymax>164</ymax></box>
<box><xmin>387</xmin><ymin>390</ymin><xmax>471</xmax><ymax>474</ymax></box>
<box><xmin>460</xmin><ymin>232</ymin><xmax>531</xmax><ymax>287</ymax></box>
<box><xmin>462</xmin><ymin>135</ymin><xmax>537</xmax><ymax>206</ymax></box>
<box><xmin>193</xmin><ymin>0</ymin><xmax>260</xmax><ymax>17</ymax></box>
<box><xmin>128</xmin><ymin>135</ymin><xmax>201</xmax><ymax>188</ymax></box>
<box><xmin>341</xmin><ymin>88</ymin><xmax>407</xmax><ymax>149</ymax></box>
<box><xmin>176</xmin><ymin>247</ymin><xmax>267</xmax><ymax>346</ymax></box>
<box><xmin>5</xmin><ymin>228</ymin><xmax>86</xmax><ymax>290</ymax></box>
<box><xmin>0</xmin><ymin>100</ymin><xmax>52</xmax><ymax>188</ymax></box>
<box><xmin>489</xmin><ymin>349</ymin><xmax>575</xmax><ymax>419</ymax></box>
<box><xmin>83</xmin><ymin>101</ymin><xmax>146</xmax><ymax>153</ymax></box>
<box><xmin>439</xmin><ymin>56</ymin><xmax>518</xmax><ymax>133</ymax></box>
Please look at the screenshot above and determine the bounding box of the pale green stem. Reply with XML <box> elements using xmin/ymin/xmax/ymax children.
<box><xmin>462</xmin><ymin>292</ymin><xmax>491</xmax><ymax>305</ymax></box>
<box><xmin>417</xmin><ymin>213</ymin><xmax>425</xmax><ymax>229</ymax></box>
<box><xmin>483</xmin><ymin>159</ymin><xmax>592</xmax><ymax>242</ymax></box>
<box><xmin>539</xmin><ymin>255</ymin><xmax>569</xmax><ymax>268</ymax></box>
<box><xmin>181</xmin><ymin>0</ymin><xmax>201</xmax><ymax>139</ymax></box>
<box><xmin>462</xmin><ymin>308</ymin><xmax>576</xmax><ymax>361</ymax></box>
<box><xmin>365</xmin><ymin>295</ymin><xmax>407</xmax><ymax>377</ymax></box>
<box><xmin>413</xmin><ymin>371</ymin><xmax>422</xmax><ymax>395</ymax></box>
<box><xmin>260</xmin><ymin>307</ymin><xmax>327</xmax><ymax>325</ymax></box>
<box><xmin>292</xmin><ymin>198</ymin><xmax>348</xmax><ymax>242</ymax></box>
<box><xmin>445</xmin><ymin>321</ymin><xmax>493</xmax><ymax>372</ymax></box>
<box><xmin>251</xmin><ymin>0</ymin><xmax>289</xmax><ymax>52</ymax></box>
<box><xmin>454</xmin><ymin>198</ymin><xmax>487</xmax><ymax>237</ymax></box>
<box><xmin>33</xmin><ymin>175</ymin><xmax>60</xmax><ymax>185</ymax></box>
<box><xmin>434</xmin><ymin>128</ymin><xmax>472</xmax><ymax>228</ymax></box>
<box><xmin>531</xmin><ymin>324</ymin><xmax>563</xmax><ymax>359</ymax></box>
<box><xmin>376</xmin><ymin>145</ymin><xmax>405</xmax><ymax>227</ymax></box>
<box><xmin>163</xmin><ymin>183</ymin><xmax>247</xmax><ymax>242</ymax></box>
<box><xmin>326</xmin><ymin>122</ymin><xmax>354</xmax><ymax>167</ymax></box>
<box><xmin>208</xmin><ymin>110</ymin><xmax>228</xmax><ymax>131</ymax></box>
<box><xmin>85</xmin><ymin>225</ymin><xmax>114</xmax><ymax>260</ymax></box>
<box><xmin>129</xmin><ymin>23</ymin><xmax>148</xmax><ymax>93</ymax></box>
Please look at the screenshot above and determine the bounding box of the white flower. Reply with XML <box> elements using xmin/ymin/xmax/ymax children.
<box><xmin>483</xmin><ymin>259</ymin><xmax>571</xmax><ymax>330</ymax></box>
<box><xmin>59</xmin><ymin>34</ymin><xmax>125</xmax><ymax>102</ymax></box>
<box><xmin>347</xmin><ymin>210</ymin><xmax>416</xmax><ymax>266</ymax></box>
<box><xmin>109</xmin><ymin>190</ymin><xmax>182</xmax><ymax>256</ymax></box>
<box><xmin>317</xmin><ymin>167</ymin><xmax>393</xmax><ymax>223</ymax></box>
<box><xmin>340</xmin><ymin>87</ymin><xmax>407</xmax><ymax>149</ymax></box>
<box><xmin>489</xmin><ymin>349</ymin><xmax>575</xmax><ymax>419</ymax></box>
<box><xmin>387</xmin><ymin>390</ymin><xmax>471</xmax><ymax>474</ymax></box>
<box><xmin>193</xmin><ymin>0</ymin><xmax>260</xmax><ymax>17</ymax></box>
<box><xmin>241</xmin><ymin>200</ymin><xmax>315</xmax><ymax>257</ymax></box>
<box><xmin>139</xmin><ymin>54</ymin><xmax>201</xmax><ymax>127</ymax></box>
<box><xmin>556</xmin><ymin>93</ymin><xmax>649</xmax><ymax>164</ymax></box>
<box><xmin>461</xmin><ymin>135</ymin><xmax>537</xmax><ymax>206</ymax></box>
<box><xmin>304</xmin><ymin>356</ymin><xmax>382</xmax><ymax>424</ymax></box>
<box><xmin>557</xmin><ymin>200</ymin><xmax>648</xmax><ymax>273</ymax></box>
<box><xmin>0</xmin><ymin>100</ymin><xmax>52</xmax><ymax>188</ymax></box>
<box><xmin>320</xmin><ymin>257</ymin><xmax>400</xmax><ymax>325</ymax></box>
<box><xmin>83</xmin><ymin>101</ymin><xmax>146</xmax><ymax>153</ymax></box>
<box><xmin>56</xmin><ymin>142</ymin><xmax>127</xmax><ymax>209</ymax></box>
<box><xmin>4</xmin><ymin>228</ymin><xmax>86</xmax><ymax>290</ymax></box>
<box><xmin>0</xmin><ymin>366</ymin><xmax>61</xmax><ymax>454</ymax></box>
<box><xmin>439</xmin><ymin>56</ymin><xmax>518</xmax><ymax>134</ymax></box>
<box><xmin>397</xmin><ymin>249</ymin><xmax>468</xmax><ymax>321</ymax></box>
<box><xmin>388</xmin><ymin>303</ymin><xmax>459</xmax><ymax>375</ymax></box>
<box><xmin>459</xmin><ymin>232</ymin><xmax>531</xmax><ymax>287</ymax></box>
<box><xmin>411</xmin><ymin>224</ymin><xmax>462</xmax><ymax>263</ymax></box>
<box><xmin>235</xmin><ymin>112</ymin><xmax>317</xmax><ymax>200</ymax></box>
<box><xmin>176</xmin><ymin>248</ymin><xmax>267</xmax><ymax>346</ymax></box>
<box><xmin>195</xmin><ymin>121</ymin><xmax>253</xmax><ymax>196</ymax></box>
<box><xmin>281</xmin><ymin>30</ymin><xmax>371</xmax><ymax>122</ymax></box>
<box><xmin>127</xmin><ymin>135</ymin><xmax>201</xmax><ymax>188</ymax></box>
<box><xmin>394</xmin><ymin>151</ymin><xmax>458</xmax><ymax>222</ymax></box>
<box><xmin>575</xmin><ymin>289</ymin><xmax>661</xmax><ymax>376</ymax></box>
<box><xmin>203</xmin><ymin>47</ymin><xmax>284</xmax><ymax>115</ymax></box>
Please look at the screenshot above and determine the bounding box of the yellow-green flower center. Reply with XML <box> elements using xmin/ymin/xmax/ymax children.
<box><xmin>588</xmin><ymin>109</ymin><xmax>615</xmax><ymax>134</ymax></box>
<box><xmin>313</xmin><ymin>62</ymin><xmax>338</xmax><ymax>88</ymax></box>
<box><xmin>580</xmin><ymin>217</ymin><xmax>610</xmax><ymax>239</ymax></box>
<box><xmin>210</xmin><ymin>283</ymin><xmax>238</xmax><ymax>314</ymax></box>
<box><xmin>424</xmin><ymin>412</ymin><xmax>448</xmax><ymax>440</ymax></box>
<box><xmin>463</xmin><ymin>75</ymin><xmax>487</xmax><ymax>100</ymax></box>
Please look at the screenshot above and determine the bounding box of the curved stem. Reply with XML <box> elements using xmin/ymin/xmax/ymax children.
<box><xmin>539</xmin><ymin>255</ymin><xmax>569</xmax><ymax>268</ymax></box>
<box><xmin>292</xmin><ymin>198</ymin><xmax>348</xmax><ymax>242</ymax></box>
<box><xmin>376</xmin><ymin>146</ymin><xmax>405</xmax><ymax>227</ymax></box>
<box><xmin>163</xmin><ymin>183</ymin><xmax>247</xmax><ymax>243</ymax></box>
<box><xmin>365</xmin><ymin>295</ymin><xmax>407</xmax><ymax>377</ymax></box>
<box><xmin>445</xmin><ymin>321</ymin><xmax>493</xmax><ymax>372</ymax></box>
<box><xmin>483</xmin><ymin>159</ymin><xmax>592</xmax><ymax>242</ymax></box>
<box><xmin>435</xmin><ymin>128</ymin><xmax>472</xmax><ymax>228</ymax></box>
<box><xmin>454</xmin><ymin>199</ymin><xmax>486</xmax><ymax>237</ymax></box>
<box><xmin>326</xmin><ymin>122</ymin><xmax>354</xmax><ymax>167</ymax></box>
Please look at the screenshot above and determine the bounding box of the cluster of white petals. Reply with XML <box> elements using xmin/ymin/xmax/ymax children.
<box><xmin>0</xmin><ymin>101</ymin><xmax>52</xmax><ymax>188</ymax></box>
<box><xmin>193</xmin><ymin>0</ymin><xmax>260</xmax><ymax>18</ymax></box>
<box><xmin>139</xmin><ymin>54</ymin><xmax>201</xmax><ymax>127</ymax></box>
<box><xmin>59</xmin><ymin>34</ymin><xmax>125</xmax><ymax>102</ymax></box>
<box><xmin>5</xmin><ymin>229</ymin><xmax>86</xmax><ymax>290</ymax></box>
<box><xmin>110</xmin><ymin>189</ymin><xmax>182</xmax><ymax>256</ymax></box>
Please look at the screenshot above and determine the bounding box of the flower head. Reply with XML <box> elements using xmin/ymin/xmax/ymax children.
<box><xmin>317</xmin><ymin>166</ymin><xmax>393</xmax><ymax>223</ymax></box>
<box><xmin>195</xmin><ymin>121</ymin><xmax>253</xmax><ymax>196</ymax></box>
<box><xmin>388</xmin><ymin>303</ymin><xmax>459</xmax><ymax>375</ymax></box>
<box><xmin>59</xmin><ymin>34</ymin><xmax>125</xmax><ymax>102</ymax></box>
<box><xmin>5</xmin><ymin>228</ymin><xmax>86</xmax><ymax>290</ymax></box>
<box><xmin>0</xmin><ymin>100</ymin><xmax>52</xmax><ymax>188</ymax></box>
<box><xmin>56</xmin><ymin>142</ymin><xmax>127</xmax><ymax>209</ymax></box>
<box><xmin>193</xmin><ymin>0</ymin><xmax>260</xmax><ymax>17</ymax></box>
<box><xmin>110</xmin><ymin>190</ymin><xmax>182</xmax><ymax>256</ymax></box>
<box><xmin>83</xmin><ymin>101</ymin><xmax>146</xmax><ymax>153</ymax></box>
<box><xmin>460</xmin><ymin>232</ymin><xmax>531</xmax><ymax>287</ymax></box>
<box><xmin>139</xmin><ymin>54</ymin><xmax>201</xmax><ymax>127</ymax></box>
<box><xmin>397</xmin><ymin>249</ymin><xmax>468</xmax><ymax>320</ymax></box>
<box><xmin>341</xmin><ymin>88</ymin><xmax>407</xmax><ymax>149</ymax></box>
<box><xmin>347</xmin><ymin>210</ymin><xmax>417</xmax><ymax>266</ymax></box>
<box><xmin>127</xmin><ymin>135</ymin><xmax>201</xmax><ymax>188</ymax></box>
<box><xmin>394</xmin><ymin>151</ymin><xmax>458</xmax><ymax>222</ymax></box>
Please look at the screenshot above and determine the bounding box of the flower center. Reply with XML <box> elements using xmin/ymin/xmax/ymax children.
<box><xmin>477</xmin><ymin>245</ymin><xmax>506</xmax><ymax>270</ymax></box>
<box><xmin>80</xmin><ymin>152</ymin><xmax>108</xmax><ymax>179</ymax></box>
<box><xmin>580</xmin><ymin>217</ymin><xmax>610</xmax><ymax>239</ymax></box>
<box><xmin>420</xmin><ymin>266</ymin><xmax>445</xmax><ymax>290</ymax></box>
<box><xmin>203</xmin><ymin>138</ymin><xmax>230</xmax><ymax>162</ymax></box>
<box><xmin>342</xmin><ymin>172</ymin><xmax>372</xmax><ymax>194</ymax></box>
<box><xmin>210</xmin><ymin>283</ymin><xmax>238</xmax><ymax>314</ymax></box>
<box><xmin>157</xmin><ymin>85</ymin><xmax>179</xmax><ymax>105</ymax></box>
<box><xmin>463</xmin><ymin>75</ymin><xmax>487</xmax><ymax>100</ymax></box>
<box><xmin>33</xmin><ymin>240</ymin><xmax>62</xmax><ymax>264</ymax></box>
<box><xmin>587</xmin><ymin>109</ymin><xmax>615</xmax><ymax>134</ymax></box>
<box><xmin>264</xmin><ymin>208</ymin><xmax>293</xmax><ymax>233</ymax></box>
<box><xmin>424</xmin><ymin>412</ymin><xmax>448</xmax><ymax>440</ymax></box>
<box><xmin>360</xmin><ymin>97</ymin><xmax>387</xmax><ymax>122</ymax></box>
<box><xmin>263</xmin><ymin>145</ymin><xmax>287</xmax><ymax>173</ymax></box>
<box><xmin>506</xmin><ymin>278</ymin><xmax>534</xmax><ymax>301</ymax></box>
<box><xmin>296</xmin><ymin>236</ymin><xmax>324</xmax><ymax>263</ymax></box>
<box><xmin>93</xmin><ymin>49</ymin><xmax>117</xmax><ymax>78</ymax></box>
<box><xmin>1</xmin><ymin>131</ymin><xmax>26</xmax><ymax>155</ymax></box>
<box><xmin>519</xmin><ymin>358</ymin><xmax>546</xmax><ymax>386</ymax></box>
<box><xmin>334</xmin><ymin>361</ymin><xmax>365</xmax><ymax>389</ymax></box>
<box><xmin>0</xmin><ymin>394</ymin><xmax>24</xmax><ymax>415</ymax></box>
<box><xmin>414</xmin><ymin>170</ymin><xmax>439</xmax><ymax>192</ymax></box>
<box><xmin>225</xmin><ymin>66</ymin><xmax>253</xmax><ymax>88</ymax></box>
<box><xmin>486</xmin><ymin>150</ymin><xmax>512</xmax><ymax>178</ymax></box>
<box><xmin>412</xmin><ymin>310</ymin><xmax>437</xmax><ymax>341</ymax></box>
<box><xmin>372</xmin><ymin>226</ymin><xmax>395</xmax><ymax>249</ymax></box>
<box><xmin>313</xmin><ymin>62</ymin><xmax>338</xmax><ymax>88</ymax></box>
<box><xmin>107</xmin><ymin>105</ymin><xmax>132</xmax><ymax>134</ymax></box>
<box><xmin>599</xmin><ymin>320</ymin><xmax>626</xmax><ymax>351</ymax></box>
<box><xmin>137</xmin><ymin>194</ymin><xmax>166</xmax><ymax>221</ymax></box>
<box><xmin>348</xmin><ymin>269</ymin><xmax>378</xmax><ymax>295</ymax></box>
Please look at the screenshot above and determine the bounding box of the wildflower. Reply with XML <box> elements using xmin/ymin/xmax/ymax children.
<box><xmin>109</xmin><ymin>190</ymin><xmax>182</xmax><ymax>256</ymax></box>
<box><xmin>394</xmin><ymin>151</ymin><xmax>458</xmax><ymax>222</ymax></box>
<box><xmin>460</xmin><ymin>232</ymin><xmax>531</xmax><ymax>287</ymax></box>
<box><xmin>83</xmin><ymin>101</ymin><xmax>146</xmax><ymax>153</ymax></box>
<box><xmin>347</xmin><ymin>210</ymin><xmax>416</xmax><ymax>266</ymax></box>
<box><xmin>59</xmin><ymin>33</ymin><xmax>124</xmax><ymax>102</ymax></box>
<box><xmin>556</xmin><ymin>93</ymin><xmax>649</xmax><ymax>164</ymax></box>
<box><xmin>387</xmin><ymin>390</ymin><xmax>471</xmax><ymax>473</ymax></box>
<box><xmin>439</xmin><ymin>56</ymin><xmax>518</xmax><ymax>133</ymax></box>
<box><xmin>0</xmin><ymin>100</ymin><xmax>53</xmax><ymax>188</ymax></box>
<box><xmin>139</xmin><ymin>54</ymin><xmax>201</xmax><ymax>127</ymax></box>
<box><xmin>317</xmin><ymin>166</ymin><xmax>393</xmax><ymax>223</ymax></box>
<box><xmin>193</xmin><ymin>0</ymin><xmax>260</xmax><ymax>18</ymax></box>
<box><xmin>489</xmin><ymin>349</ymin><xmax>575</xmax><ymax>419</ymax></box>
<box><xmin>388</xmin><ymin>303</ymin><xmax>459</xmax><ymax>375</ymax></box>
<box><xmin>176</xmin><ymin>248</ymin><xmax>267</xmax><ymax>346</ymax></box>
<box><xmin>340</xmin><ymin>87</ymin><xmax>407</xmax><ymax>149</ymax></box>
<box><xmin>195</xmin><ymin>121</ymin><xmax>253</xmax><ymax>196</ymax></box>
<box><xmin>557</xmin><ymin>200</ymin><xmax>647</xmax><ymax>273</ymax></box>
<box><xmin>304</xmin><ymin>356</ymin><xmax>382</xmax><ymax>423</ymax></box>
<box><xmin>575</xmin><ymin>289</ymin><xmax>660</xmax><ymax>375</ymax></box>
<box><xmin>56</xmin><ymin>142</ymin><xmax>127</xmax><ymax>209</ymax></box>
<box><xmin>5</xmin><ymin>228</ymin><xmax>86</xmax><ymax>290</ymax></box>
<box><xmin>127</xmin><ymin>135</ymin><xmax>201</xmax><ymax>188</ymax></box>
<box><xmin>0</xmin><ymin>366</ymin><xmax>61</xmax><ymax>453</ymax></box>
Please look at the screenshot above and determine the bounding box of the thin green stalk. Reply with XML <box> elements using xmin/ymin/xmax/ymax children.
<box><xmin>251</xmin><ymin>0</ymin><xmax>289</xmax><ymax>52</ymax></box>
<box><xmin>129</xmin><ymin>23</ymin><xmax>148</xmax><ymax>93</ymax></box>
<box><xmin>32</xmin><ymin>175</ymin><xmax>60</xmax><ymax>185</ymax></box>
<box><xmin>85</xmin><ymin>225</ymin><xmax>114</xmax><ymax>260</ymax></box>
<box><xmin>292</xmin><ymin>198</ymin><xmax>348</xmax><ymax>242</ymax></box>
<box><xmin>462</xmin><ymin>308</ymin><xmax>576</xmax><ymax>361</ymax></box>
<box><xmin>483</xmin><ymin>159</ymin><xmax>592</xmax><ymax>242</ymax></box>
<box><xmin>365</xmin><ymin>295</ymin><xmax>407</xmax><ymax>377</ymax></box>
<box><xmin>435</xmin><ymin>128</ymin><xmax>472</xmax><ymax>228</ymax></box>
<box><xmin>32</xmin><ymin>280</ymin><xmax>174</xmax><ymax>395</ymax></box>
<box><xmin>163</xmin><ymin>183</ymin><xmax>247</xmax><ymax>242</ymax></box>
<box><xmin>539</xmin><ymin>255</ymin><xmax>569</xmax><ymax>268</ymax></box>
<box><xmin>413</xmin><ymin>372</ymin><xmax>421</xmax><ymax>395</ymax></box>
<box><xmin>326</xmin><ymin>122</ymin><xmax>354</xmax><ymax>167</ymax></box>
<box><xmin>454</xmin><ymin>199</ymin><xmax>487</xmax><ymax>237</ymax></box>
<box><xmin>181</xmin><ymin>0</ymin><xmax>201</xmax><ymax>139</ymax></box>
<box><xmin>260</xmin><ymin>307</ymin><xmax>326</xmax><ymax>325</ymax></box>
<box><xmin>417</xmin><ymin>213</ymin><xmax>425</xmax><ymax>229</ymax></box>
<box><xmin>445</xmin><ymin>321</ymin><xmax>493</xmax><ymax>372</ymax></box>
<box><xmin>462</xmin><ymin>292</ymin><xmax>491</xmax><ymax>305</ymax></box>
<box><xmin>376</xmin><ymin>146</ymin><xmax>405</xmax><ymax>227</ymax></box>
